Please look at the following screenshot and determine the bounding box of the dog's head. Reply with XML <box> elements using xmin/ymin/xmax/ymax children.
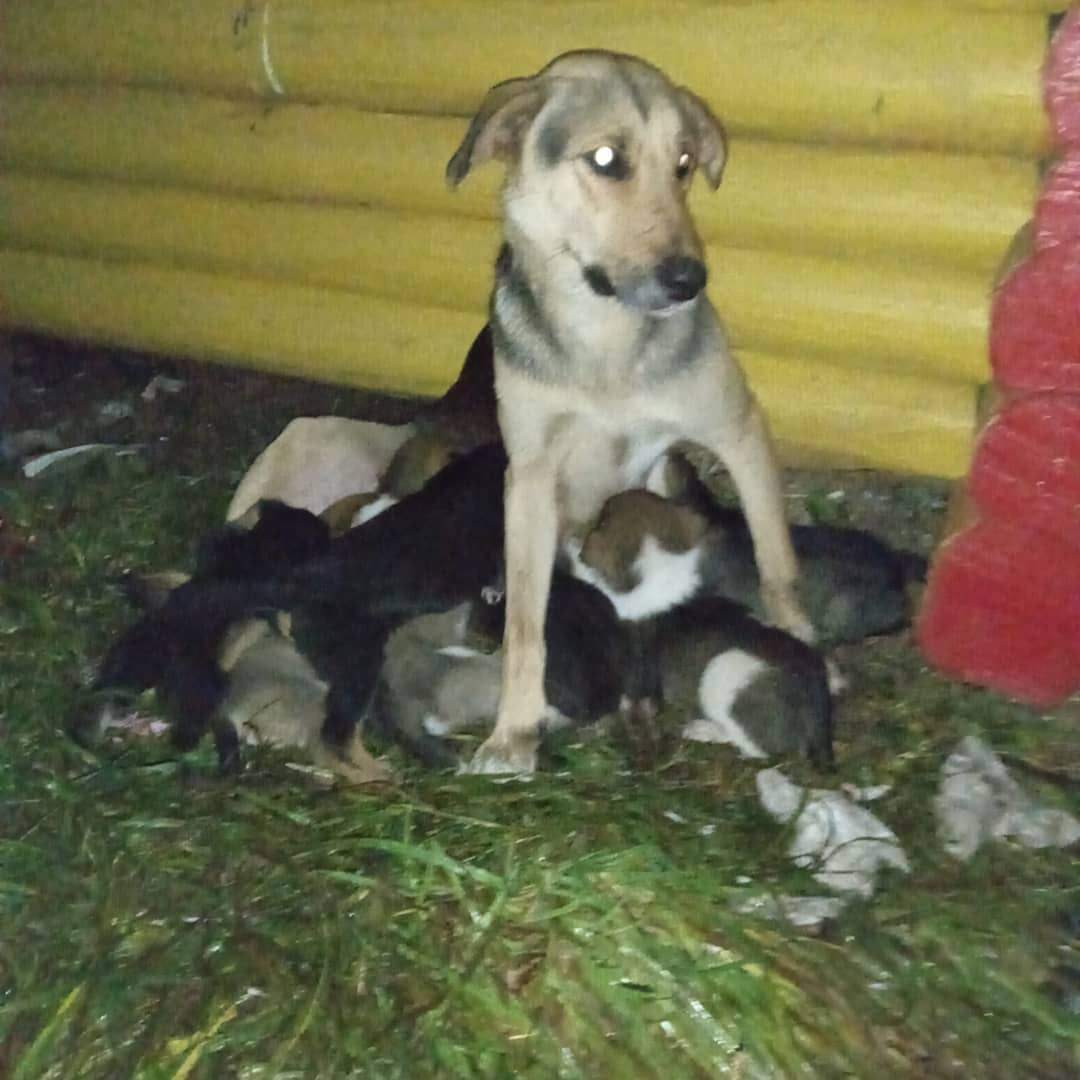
<box><xmin>447</xmin><ymin>51</ymin><xmax>726</xmax><ymax>316</ymax></box>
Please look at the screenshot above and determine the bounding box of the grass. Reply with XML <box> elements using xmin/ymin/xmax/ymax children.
<box><xmin>2</xmin><ymin>341</ymin><xmax>1078</xmax><ymax>1077</ymax></box>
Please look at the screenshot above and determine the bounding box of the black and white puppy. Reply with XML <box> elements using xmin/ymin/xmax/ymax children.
<box><xmin>568</xmin><ymin>489</ymin><xmax>833</xmax><ymax>764</ymax></box>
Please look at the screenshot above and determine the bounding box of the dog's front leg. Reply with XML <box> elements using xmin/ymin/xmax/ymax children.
<box><xmin>465</xmin><ymin>457</ymin><xmax>557</xmax><ymax>774</ymax></box>
<box><xmin>711</xmin><ymin>400</ymin><xmax>815</xmax><ymax>643</ymax></box>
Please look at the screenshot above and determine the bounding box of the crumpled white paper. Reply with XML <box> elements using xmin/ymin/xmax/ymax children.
<box><xmin>935</xmin><ymin>735</ymin><xmax>1080</xmax><ymax>861</ymax></box>
<box><xmin>733</xmin><ymin>893</ymin><xmax>848</xmax><ymax>929</ymax></box>
<box><xmin>756</xmin><ymin>768</ymin><xmax>910</xmax><ymax>898</ymax></box>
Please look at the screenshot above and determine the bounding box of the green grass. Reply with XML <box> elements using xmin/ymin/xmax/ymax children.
<box><xmin>2</xmin><ymin>351</ymin><xmax>1078</xmax><ymax>1077</ymax></box>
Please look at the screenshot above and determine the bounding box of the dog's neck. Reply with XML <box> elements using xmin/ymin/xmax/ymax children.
<box><xmin>490</xmin><ymin>242</ymin><xmax>711</xmax><ymax>390</ymax></box>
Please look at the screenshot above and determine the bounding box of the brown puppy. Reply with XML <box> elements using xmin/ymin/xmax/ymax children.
<box><xmin>447</xmin><ymin>51</ymin><xmax>810</xmax><ymax>773</ymax></box>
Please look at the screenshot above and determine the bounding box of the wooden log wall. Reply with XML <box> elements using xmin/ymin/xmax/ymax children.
<box><xmin>0</xmin><ymin>1</ymin><xmax>1067</xmax><ymax>475</ymax></box>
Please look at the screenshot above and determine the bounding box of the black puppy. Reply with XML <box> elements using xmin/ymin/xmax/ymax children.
<box><xmin>77</xmin><ymin>444</ymin><xmax>507</xmax><ymax>775</ymax></box>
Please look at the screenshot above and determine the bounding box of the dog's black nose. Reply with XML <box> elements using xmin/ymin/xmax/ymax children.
<box><xmin>655</xmin><ymin>255</ymin><xmax>707</xmax><ymax>303</ymax></box>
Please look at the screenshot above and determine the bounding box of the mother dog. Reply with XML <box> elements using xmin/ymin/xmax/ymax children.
<box><xmin>447</xmin><ymin>50</ymin><xmax>811</xmax><ymax>773</ymax></box>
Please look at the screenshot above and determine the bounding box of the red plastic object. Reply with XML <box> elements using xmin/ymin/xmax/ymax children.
<box><xmin>991</xmin><ymin>243</ymin><xmax>1080</xmax><ymax>392</ymax></box>
<box><xmin>1036</xmin><ymin>152</ymin><xmax>1080</xmax><ymax>249</ymax></box>
<box><xmin>924</xmin><ymin>10</ymin><xmax>1080</xmax><ymax>708</ymax></box>
<box><xmin>968</xmin><ymin>393</ymin><xmax>1080</xmax><ymax>547</ymax></box>
<box><xmin>1045</xmin><ymin>9</ymin><xmax>1080</xmax><ymax>149</ymax></box>
<box><xmin>917</xmin><ymin>519</ymin><xmax>1080</xmax><ymax>707</ymax></box>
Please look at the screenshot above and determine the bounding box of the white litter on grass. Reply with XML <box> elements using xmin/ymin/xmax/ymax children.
<box><xmin>22</xmin><ymin>443</ymin><xmax>112</xmax><ymax>478</ymax></box>
<box><xmin>22</xmin><ymin>443</ymin><xmax>142</xmax><ymax>478</ymax></box>
<box><xmin>734</xmin><ymin>893</ymin><xmax>847</xmax><ymax>929</ymax></box>
<box><xmin>98</xmin><ymin>399</ymin><xmax>134</xmax><ymax>424</ymax></box>
<box><xmin>141</xmin><ymin>374</ymin><xmax>186</xmax><ymax>401</ymax></box>
<box><xmin>756</xmin><ymin>767</ymin><xmax>910</xmax><ymax>898</ymax></box>
<box><xmin>99</xmin><ymin>704</ymin><xmax>170</xmax><ymax>739</ymax></box>
<box><xmin>663</xmin><ymin>809</ymin><xmax>688</xmax><ymax>824</ymax></box>
<box><xmin>841</xmin><ymin>783</ymin><xmax>892</xmax><ymax>803</ymax></box>
<box><xmin>935</xmin><ymin>735</ymin><xmax>1080</xmax><ymax>861</ymax></box>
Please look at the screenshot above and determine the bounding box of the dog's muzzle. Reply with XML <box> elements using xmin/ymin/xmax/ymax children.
<box><xmin>655</xmin><ymin>255</ymin><xmax>707</xmax><ymax>304</ymax></box>
<box><xmin>582</xmin><ymin>255</ymin><xmax>708</xmax><ymax>313</ymax></box>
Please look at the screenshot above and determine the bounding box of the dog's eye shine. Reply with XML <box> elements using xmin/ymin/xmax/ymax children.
<box><xmin>675</xmin><ymin>151</ymin><xmax>694</xmax><ymax>180</ymax></box>
<box><xmin>587</xmin><ymin>145</ymin><xmax>629</xmax><ymax>180</ymax></box>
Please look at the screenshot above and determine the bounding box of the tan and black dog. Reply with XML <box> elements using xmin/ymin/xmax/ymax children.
<box><xmin>447</xmin><ymin>50</ymin><xmax>811</xmax><ymax>773</ymax></box>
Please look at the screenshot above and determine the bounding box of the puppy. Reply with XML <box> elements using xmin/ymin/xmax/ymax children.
<box><xmin>569</xmin><ymin>501</ymin><xmax>833</xmax><ymax>764</ymax></box>
<box><xmin>79</xmin><ymin>444</ymin><xmax>508</xmax><ymax>776</ymax></box>
<box><xmin>447</xmin><ymin>51</ymin><xmax>811</xmax><ymax>773</ymax></box>
<box><xmin>374</xmin><ymin>574</ymin><xmax>631</xmax><ymax>766</ymax></box>
<box><xmin>612</xmin><ymin>457</ymin><xmax>926</xmax><ymax>644</ymax></box>
<box><xmin>371</xmin><ymin>603</ymin><xmax>503</xmax><ymax>765</ymax></box>
<box><xmin>217</xmin><ymin>614</ymin><xmax>392</xmax><ymax>784</ymax></box>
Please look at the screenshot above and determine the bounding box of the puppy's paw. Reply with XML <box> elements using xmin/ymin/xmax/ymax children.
<box><xmin>463</xmin><ymin>734</ymin><xmax>538</xmax><ymax>776</ymax></box>
<box><xmin>311</xmin><ymin>735</ymin><xmax>396</xmax><ymax>786</ymax></box>
<box><xmin>336</xmin><ymin>756</ymin><xmax>397</xmax><ymax>786</ymax></box>
<box><xmin>825</xmin><ymin>659</ymin><xmax>848</xmax><ymax>695</ymax></box>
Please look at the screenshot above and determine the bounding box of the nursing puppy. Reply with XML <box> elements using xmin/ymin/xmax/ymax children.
<box><xmin>374</xmin><ymin>574</ymin><xmax>630</xmax><ymax>766</ymax></box>
<box><xmin>569</xmin><ymin>495</ymin><xmax>833</xmax><ymax>764</ymax></box>
<box><xmin>448</xmin><ymin>51</ymin><xmax>811</xmax><ymax>774</ymax></box>
<box><xmin>372</xmin><ymin>603</ymin><xmax>503</xmax><ymax>766</ymax></box>
<box><xmin>648</xmin><ymin>455</ymin><xmax>926</xmax><ymax>643</ymax></box>
<box><xmin>216</xmin><ymin>614</ymin><xmax>392</xmax><ymax>784</ymax></box>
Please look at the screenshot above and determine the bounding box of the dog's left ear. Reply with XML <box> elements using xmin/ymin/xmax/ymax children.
<box><xmin>446</xmin><ymin>76</ymin><xmax>547</xmax><ymax>188</ymax></box>
<box><xmin>678</xmin><ymin>89</ymin><xmax>727</xmax><ymax>190</ymax></box>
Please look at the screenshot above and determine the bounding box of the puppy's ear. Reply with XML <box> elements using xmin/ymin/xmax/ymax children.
<box><xmin>446</xmin><ymin>76</ymin><xmax>547</xmax><ymax>187</ymax></box>
<box><xmin>678</xmin><ymin>88</ymin><xmax>727</xmax><ymax>190</ymax></box>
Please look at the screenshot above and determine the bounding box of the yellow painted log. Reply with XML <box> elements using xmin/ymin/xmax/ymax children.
<box><xmin>0</xmin><ymin>172</ymin><xmax>499</xmax><ymax>314</ymax></box>
<box><xmin>0</xmin><ymin>1</ymin><xmax>1049</xmax><ymax>156</ymax></box>
<box><xmin>0</xmin><ymin>248</ymin><xmax>974</xmax><ymax>476</ymax></box>
<box><xmin>741</xmin><ymin>351</ymin><xmax>975</xmax><ymax>478</ymax></box>
<box><xmin>0</xmin><ymin>248</ymin><xmax>480</xmax><ymax>397</ymax></box>
<box><xmin>941</xmin><ymin>1</ymin><xmax>1072</xmax><ymax>9</ymax></box>
<box><xmin>716</xmin><ymin>247</ymin><xmax>990</xmax><ymax>384</ymax></box>
<box><xmin>0</xmin><ymin>171</ymin><xmax>993</xmax><ymax>383</ymax></box>
<box><xmin>0</xmin><ymin>86</ymin><xmax>1037</xmax><ymax>274</ymax></box>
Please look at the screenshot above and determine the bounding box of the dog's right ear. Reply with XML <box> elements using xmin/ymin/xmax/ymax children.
<box><xmin>446</xmin><ymin>77</ymin><xmax>547</xmax><ymax>188</ymax></box>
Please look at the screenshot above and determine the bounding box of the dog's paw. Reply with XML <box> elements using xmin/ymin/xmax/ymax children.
<box><xmin>462</xmin><ymin>735</ymin><xmax>538</xmax><ymax>776</ymax></box>
<box><xmin>761</xmin><ymin>582</ymin><xmax>817</xmax><ymax>644</ymax></box>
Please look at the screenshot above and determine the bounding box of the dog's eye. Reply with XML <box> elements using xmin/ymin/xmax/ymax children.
<box><xmin>675</xmin><ymin>150</ymin><xmax>694</xmax><ymax>180</ymax></box>
<box><xmin>587</xmin><ymin>145</ymin><xmax>629</xmax><ymax>180</ymax></box>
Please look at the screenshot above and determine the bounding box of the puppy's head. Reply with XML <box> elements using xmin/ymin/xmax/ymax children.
<box><xmin>570</xmin><ymin>489</ymin><xmax>708</xmax><ymax>620</ymax></box>
<box><xmin>447</xmin><ymin>51</ymin><xmax>726</xmax><ymax>316</ymax></box>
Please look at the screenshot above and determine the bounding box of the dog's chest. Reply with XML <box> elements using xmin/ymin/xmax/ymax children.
<box><xmin>556</xmin><ymin>418</ymin><xmax>677</xmax><ymax>529</ymax></box>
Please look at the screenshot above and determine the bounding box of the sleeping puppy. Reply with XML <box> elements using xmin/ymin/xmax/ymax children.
<box><xmin>593</xmin><ymin>470</ymin><xmax>925</xmax><ymax>645</ymax></box>
<box><xmin>374</xmin><ymin>573</ymin><xmax>631</xmax><ymax>766</ymax></box>
<box><xmin>77</xmin><ymin>444</ymin><xmax>508</xmax><ymax>777</ymax></box>
<box><xmin>569</xmin><ymin>494</ymin><xmax>833</xmax><ymax>764</ymax></box>
<box><xmin>216</xmin><ymin>614</ymin><xmax>392</xmax><ymax>784</ymax></box>
<box><xmin>370</xmin><ymin>603</ymin><xmax>504</xmax><ymax>766</ymax></box>
<box><xmin>633</xmin><ymin>597</ymin><xmax>832</xmax><ymax>764</ymax></box>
